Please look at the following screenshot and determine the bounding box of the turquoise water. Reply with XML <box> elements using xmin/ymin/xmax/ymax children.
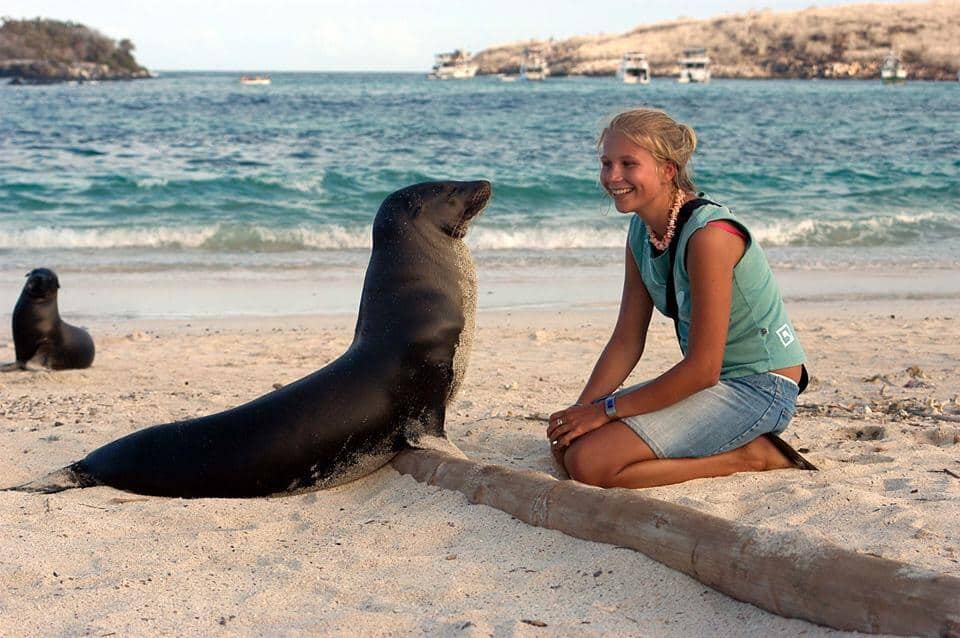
<box><xmin>1</xmin><ymin>72</ymin><xmax>958</xmax><ymax>274</ymax></box>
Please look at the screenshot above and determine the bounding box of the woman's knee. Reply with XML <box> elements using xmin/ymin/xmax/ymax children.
<box><xmin>563</xmin><ymin>440</ymin><xmax>614</xmax><ymax>487</ymax></box>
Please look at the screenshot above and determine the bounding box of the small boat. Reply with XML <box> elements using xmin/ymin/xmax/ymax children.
<box><xmin>240</xmin><ymin>75</ymin><xmax>271</xmax><ymax>85</ymax></box>
<box><xmin>427</xmin><ymin>50</ymin><xmax>478</xmax><ymax>80</ymax></box>
<box><xmin>678</xmin><ymin>47</ymin><xmax>710</xmax><ymax>84</ymax></box>
<box><xmin>617</xmin><ymin>52</ymin><xmax>651</xmax><ymax>85</ymax></box>
<box><xmin>880</xmin><ymin>51</ymin><xmax>907</xmax><ymax>84</ymax></box>
<box><xmin>520</xmin><ymin>47</ymin><xmax>549</xmax><ymax>81</ymax></box>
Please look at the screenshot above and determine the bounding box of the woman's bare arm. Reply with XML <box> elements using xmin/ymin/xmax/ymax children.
<box><xmin>610</xmin><ymin>224</ymin><xmax>745</xmax><ymax>416</ymax></box>
<box><xmin>575</xmin><ymin>242</ymin><xmax>654</xmax><ymax>404</ymax></box>
<box><xmin>549</xmin><ymin>226</ymin><xmax>746</xmax><ymax>447</ymax></box>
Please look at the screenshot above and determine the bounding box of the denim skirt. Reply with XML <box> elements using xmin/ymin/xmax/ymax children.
<box><xmin>616</xmin><ymin>371</ymin><xmax>799</xmax><ymax>459</ymax></box>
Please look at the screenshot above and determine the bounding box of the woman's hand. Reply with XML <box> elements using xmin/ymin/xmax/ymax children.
<box><xmin>547</xmin><ymin>403</ymin><xmax>611</xmax><ymax>449</ymax></box>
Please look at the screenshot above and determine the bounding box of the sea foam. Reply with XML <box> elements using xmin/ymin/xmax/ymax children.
<box><xmin>0</xmin><ymin>211</ymin><xmax>955</xmax><ymax>252</ymax></box>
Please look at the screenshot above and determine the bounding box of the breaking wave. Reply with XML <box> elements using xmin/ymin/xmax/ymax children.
<box><xmin>0</xmin><ymin>210</ymin><xmax>956</xmax><ymax>252</ymax></box>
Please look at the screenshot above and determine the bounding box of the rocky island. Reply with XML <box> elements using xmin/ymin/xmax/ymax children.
<box><xmin>0</xmin><ymin>18</ymin><xmax>150</xmax><ymax>84</ymax></box>
<box><xmin>473</xmin><ymin>0</ymin><xmax>959</xmax><ymax>80</ymax></box>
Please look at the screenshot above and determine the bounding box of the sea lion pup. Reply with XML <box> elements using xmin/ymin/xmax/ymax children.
<box><xmin>1</xmin><ymin>268</ymin><xmax>95</xmax><ymax>372</ymax></box>
<box><xmin>9</xmin><ymin>180</ymin><xmax>491</xmax><ymax>498</ymax></box>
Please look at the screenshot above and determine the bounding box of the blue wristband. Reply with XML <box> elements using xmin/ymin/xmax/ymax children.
<box><xmin>603</xmin><ymin>394</ymin><xmax>617</xmax><ymax>419</ymax></box>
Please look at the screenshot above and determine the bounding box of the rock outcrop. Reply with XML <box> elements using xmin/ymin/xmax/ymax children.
<box><xmin>473</xmin><ymin>1</ymin><xmax>959</xmax><ymax>80</ymax></box>
<box><xmin>0</xmin><ymin>18</ymin><xmax>150</xmax><ymax>84</ymax></box>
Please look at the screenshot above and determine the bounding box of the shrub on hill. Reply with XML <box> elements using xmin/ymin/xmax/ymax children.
<box><xmin>0</xmin><ymin>17</ymin><xmax>145</xmax><ymax>73</ymax></box>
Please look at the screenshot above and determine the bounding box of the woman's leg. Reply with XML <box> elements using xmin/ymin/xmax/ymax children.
<box><xmin>562</xmin><ymin>422</ymin><xmax>794</xmax><ymax>489</ymax></box>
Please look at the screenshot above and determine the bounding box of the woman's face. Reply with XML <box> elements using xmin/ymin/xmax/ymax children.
<box><xmin>599</xmin><ymin>130</ymin><xmax>674</xmax><ymax>214</ymax></box>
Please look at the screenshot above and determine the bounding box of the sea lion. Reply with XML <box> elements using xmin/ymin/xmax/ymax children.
<box><xmin>2</xmin><ymin>268</ymin><xmax>95</xmax><ymax>372</ymax></box>
<box><xmin>8</xmin><ymin>180</ymin><xmax>490</xmax><ymax>498</ymax></box>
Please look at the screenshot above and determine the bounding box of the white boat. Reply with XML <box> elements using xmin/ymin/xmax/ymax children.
<box><xmin>520</xmin><ymin>47</ymin><xmax>549</xmax><ymax>81</ymax></box>
<box><xmin>678</xmin><ymin>47</ymin><xmax>710</xmax><ymax>84</ymax></box>
<box><xmin>880</xmin><ymin>51</ymin><xmax>907</xmax><ymax>83</ymax></box>
<box><xmin>427</xmin><ymin>50</ymin><xmax>478</xmax><ymax>80</ymax></box>
<box><xmin>617</xmin><ymin>52</ymin><xmax>651</xmax><ymax>85</ymax></box>
<box><xmin>240</xmin><ymin>75</ymin><xmax>271</xmax><ymax>85</ymax></box>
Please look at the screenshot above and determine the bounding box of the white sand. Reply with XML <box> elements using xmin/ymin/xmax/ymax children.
<box><xmin>1</xmin><ymin>301</ymin><xmax>958</xmax><ymax>636</ymax></box>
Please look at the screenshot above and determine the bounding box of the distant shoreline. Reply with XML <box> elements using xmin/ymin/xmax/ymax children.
<box><xmin>50</xmin><ymin>69</ymin><xmax>958</xmax><ymax>82</ymax></box>
<box><xmin>472</xmin><ymin>1</ymin><xmax>959</xmax><ymax>82</ymax></box>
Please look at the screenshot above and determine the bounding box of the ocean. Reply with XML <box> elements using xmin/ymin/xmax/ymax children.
<box><xmin>1</xmin><ymin>72</ymin><xmax>958</xmax><ymax>317</ymax></box>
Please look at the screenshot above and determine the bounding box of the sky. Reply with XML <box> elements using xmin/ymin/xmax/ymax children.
<box><xmin>4</xmin><ymin>0</ymin><xmax>911</xmax><ymax>71</ymax></box>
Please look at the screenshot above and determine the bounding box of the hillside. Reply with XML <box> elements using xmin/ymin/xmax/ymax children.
<box><xmin>0</xmin><ymin>18</ymin><xmax>150</xmax><ymax>83</ymax></box>
<box><xmin>473</xmin><ymin>1</ymin><xmax>959</xmax><ymax>80</ymax></box>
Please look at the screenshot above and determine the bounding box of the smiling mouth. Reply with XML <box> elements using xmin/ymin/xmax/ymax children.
<box><xmin>608</xmin><ymin>186</ymin><xmax>634</xmax><ymax>197</ymax></box>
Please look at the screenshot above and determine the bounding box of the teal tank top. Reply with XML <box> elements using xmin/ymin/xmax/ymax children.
<box><xmin>627</xmin><ymin>200</ymin><xmax>805</xmax><ymax>379</ymax></box>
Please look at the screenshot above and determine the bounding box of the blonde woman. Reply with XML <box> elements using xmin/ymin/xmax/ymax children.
<box><xmin>547</xmin><ymin>108</ymin><xmax>816</xmax><ymax>488</ymax></box>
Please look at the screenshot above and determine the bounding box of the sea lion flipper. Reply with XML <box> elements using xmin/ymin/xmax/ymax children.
<box><xmin>401</xmin><ymin>406</ymin><xmax>467</xmax><ymax>459</ymax></box>
<box><xmin>0</xmin><ymin>361</ymin><xmax>24</xmax><ymax>372</ymax></box>
<box><xmin>407</xmin><ymin>434</ymin><xmax>468</xmax><ymax>460</ymax></box>
<box><xmin>4</xmin><ymin>463</ymin><xmax>99</xmax><ymax>493</ymax></box>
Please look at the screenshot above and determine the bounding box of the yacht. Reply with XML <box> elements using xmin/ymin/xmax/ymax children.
<box><xmin>880</xmin><ymin>51</ymin><xmax>907</xmax><ymax>83</ymax></box>
<box><xmin>240</xmin><ymin>75</ymin><xmax>271</xmax><ymax>85</ymax></box>
<box><xmin>617</xmin><ymin>52</ymin><xmax>651</xmax><ymax>84</ymax></box>
<box><xmin>520</xmin><ymin>47</ymin><xmax>549</xmax><ymax>81</ymax></box>
<box><xmin>677</xmin><ymin>47</ymin><xmax>710</xmax><ymax>84</ymax></box>
<box><xmin>427</xmin><ymin>50</ymin><xmax>478</xmax><ymax>80</ymax></box>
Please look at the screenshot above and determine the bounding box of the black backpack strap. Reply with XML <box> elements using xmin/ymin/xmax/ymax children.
<box><xmin>662</xmin><ymin>197</ymin><xmax>811</xmax><ymax>395</ymax></box>
<box><xmin>664</xmin><ymin>197</ymin><xmax>716</xmax><ymax>340</ymax></box>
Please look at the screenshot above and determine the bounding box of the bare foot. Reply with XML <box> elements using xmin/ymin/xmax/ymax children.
<box><xmin>742</xmin><ymin>435</ymin><xmax>796</xmax><ymax>471</ymax></box>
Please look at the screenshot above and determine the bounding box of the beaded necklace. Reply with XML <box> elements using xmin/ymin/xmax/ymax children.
<box><xmin>647</xmin><ymin>188</ymin><xmax>686</xmax><ymax>252</ymax></box>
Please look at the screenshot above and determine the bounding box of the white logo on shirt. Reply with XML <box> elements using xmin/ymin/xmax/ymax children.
<box><xmin>775</xmin><ymin>323</ymin><xmax>795</xmax><ymax>348</ymax></box>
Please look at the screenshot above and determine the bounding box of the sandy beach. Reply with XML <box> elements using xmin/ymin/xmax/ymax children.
<box><xmin>3</xmin><ymin>7</ymin><xmax>959</xmax><ymax>632</ymax></box>
<box><xmin>1</xmin><ymin>291</ymin><xmax>958</xmax><ymax>636</ymax></box>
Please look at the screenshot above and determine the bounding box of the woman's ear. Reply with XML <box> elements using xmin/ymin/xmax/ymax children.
<box><xmin>659</xmin><ymin>161</ymin><xmax>678</xmax><ymax>185</ymax></box>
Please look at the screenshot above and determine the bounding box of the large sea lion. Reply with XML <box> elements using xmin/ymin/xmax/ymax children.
<box><xmin>8</xmin><ymin>180</ymin><xmax>491</xmax><ymax>498</ymax></box>
<box><xmin>2</xmin><ymin>268</ymin><xmax>95</xmax><ymax>372</ymax></box>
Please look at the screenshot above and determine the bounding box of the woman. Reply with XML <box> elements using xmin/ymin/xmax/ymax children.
<box><xmin>546</xmin><ymin>108</ymin><xmax>815</xmax><ymax>488</ymax></box>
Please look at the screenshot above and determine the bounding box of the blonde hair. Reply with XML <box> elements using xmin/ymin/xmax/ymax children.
<box><xmin>597</xmin><ymin>108</ymin><xmax>698</xmax><ymax>193</ymax></box>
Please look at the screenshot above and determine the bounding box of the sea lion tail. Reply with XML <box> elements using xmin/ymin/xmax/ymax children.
<box><xmin>4</xmin><ymin>463</ymin><xmax>100</xmax><ymax>494</ymax></box>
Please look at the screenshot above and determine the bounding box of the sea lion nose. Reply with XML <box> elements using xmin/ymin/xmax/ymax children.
<box><xmin>469</xmin><ymin>180</ymin><xmax>492</xmax><ymax>203</ymax></box>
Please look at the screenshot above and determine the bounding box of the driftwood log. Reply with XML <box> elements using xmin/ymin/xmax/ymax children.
<box><xmin>391</xmin><ymin>449</ymin><xmax>960</xmax><ymax>638</ymax></box>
